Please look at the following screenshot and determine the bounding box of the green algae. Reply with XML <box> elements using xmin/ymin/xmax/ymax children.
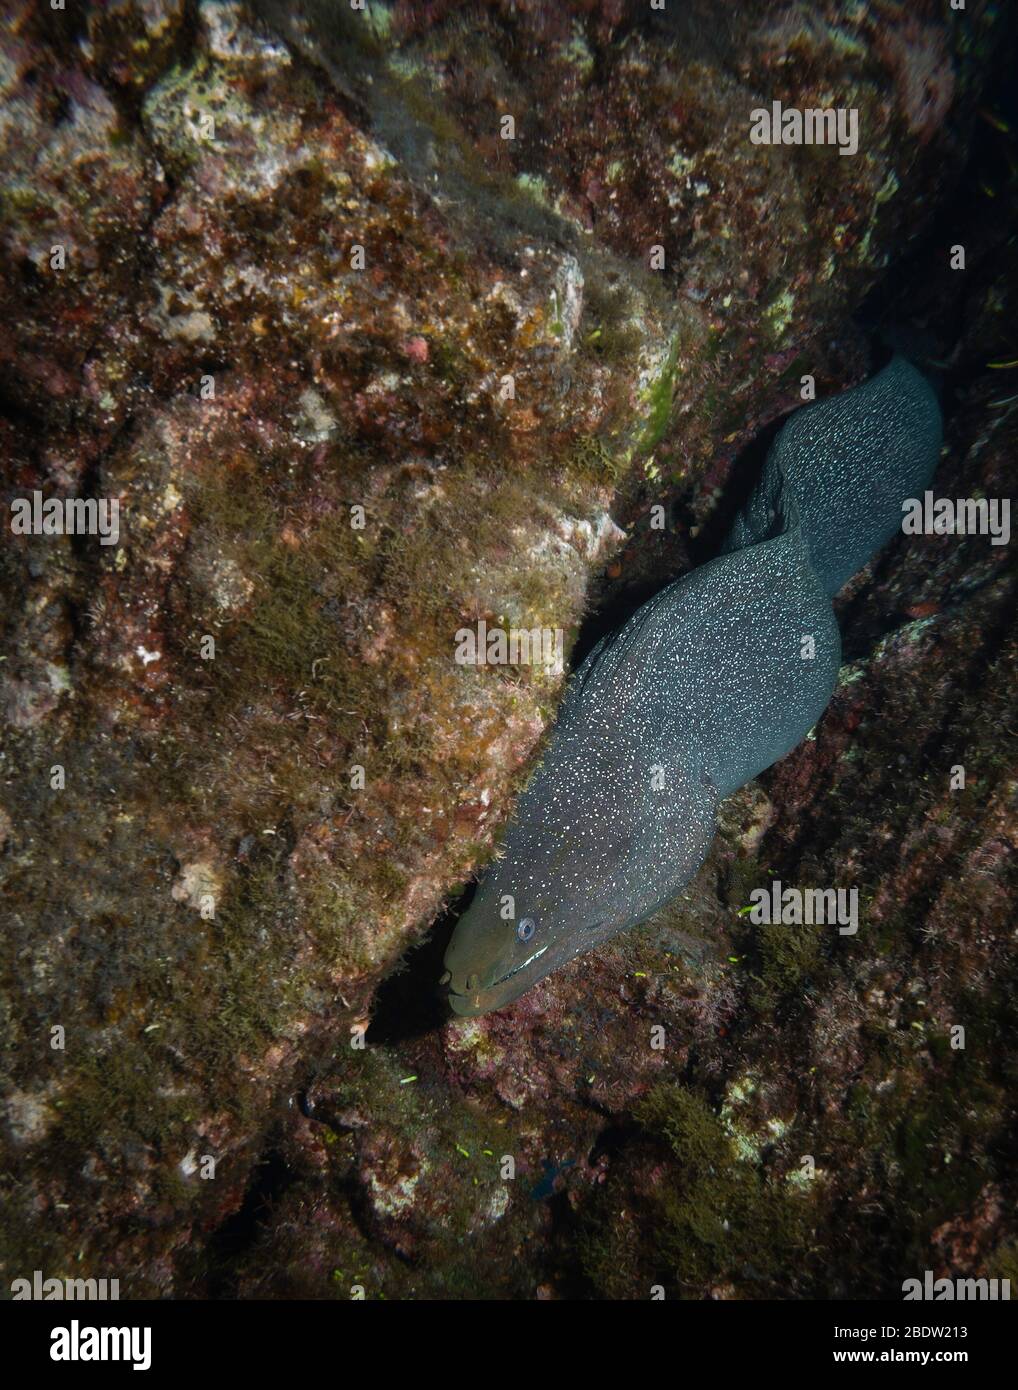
<box><xmin>749</xmin><ymin>917</ymin><xmax>825</xmax><ymax>1010</ymax></box>
<box><xmin>569</xmin><ymin>434</ymin><xmax>626</xmax><ymax>486</ymax></box>
<box><xmin>635</xmin><ymin>337</ymin><xmax>681</xmax><ymax>454</ymax></box>
<box><xmin>581</xmin><ymin>1083</ymin><xmax>812</xmax><ymax>1298</ymax></box>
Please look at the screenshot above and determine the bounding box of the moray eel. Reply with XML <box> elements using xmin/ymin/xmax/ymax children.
<box><xmin>442</xmin><ymin>355</ymin><xmax>942</xmax><ymax>1017</ymax></box>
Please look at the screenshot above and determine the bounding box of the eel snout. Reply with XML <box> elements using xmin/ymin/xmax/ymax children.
<box><xmin>441</xmin><ymin>935</ymin><xmax>554</xmax><ymax>1017</ymax></box>
<box><xmin>442</xmin><ymin>961</ymin><xmax>505</xmax><ymax>1017</ymax></box>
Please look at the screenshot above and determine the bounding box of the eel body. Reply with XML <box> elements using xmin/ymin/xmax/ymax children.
<box><xmin>443</xmin><ymin>355</ymin><xmax>943</xmax><ymax>1017</ymax></box>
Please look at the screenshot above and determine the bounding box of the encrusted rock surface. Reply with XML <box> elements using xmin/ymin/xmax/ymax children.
<box><xmin>1</xmin><ymin>0</ymin><xmax>1015</xmax><ymax>1298</ymax></box>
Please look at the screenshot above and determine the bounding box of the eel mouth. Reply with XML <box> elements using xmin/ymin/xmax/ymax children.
<box><xmin>442</xmin><ymin>914</ymin><xmax>619</xmax><ymax>1017</ymax></box>
<box><xmin>445</xmin><ymin>944</ymin><xmax>550</xmax><ymax>1018</ymax></box>
<box><xmin>444</xmin><ymin>914</ymin><xmax>625</xmax><ymax>1016</ymax></box>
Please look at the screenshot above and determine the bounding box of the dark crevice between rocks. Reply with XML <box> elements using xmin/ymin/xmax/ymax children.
<box><xmin>341</xmin><ymin>1172</ymin><xmax>418</xmax><ymax>1267</ymax></box>
<box><xmin>857</xmin><ymin>35</ymin><xmax>1018</xmax><ymax>377</ymax></box>
<box><xmin>587</xmin><ymin>1120</ymin><xmax>638</xmax><ymax>1168</ymax></box>
<box><xmin>365</xmin><ymin>891</ymin><xmax>470</xmax><ymax>1046</ymax></box>
<box><xmin>0</xmin><ymin>376</ymin><xmax>47</xmax><ymax>435</ymax></box>
<box><xmin>203</xmin><ymin>1146</ymin><xmax>297</xmax><ymax>1298</ymax></box>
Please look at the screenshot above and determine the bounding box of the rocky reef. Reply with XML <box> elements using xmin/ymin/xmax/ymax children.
<box><xmin>1</xmin><ymin>0</ymin><xmax>1015</xmax><ymax>1299</ymax></box>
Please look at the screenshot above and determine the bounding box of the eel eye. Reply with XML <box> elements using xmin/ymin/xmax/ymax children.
<box><xmin>517</xmin><ymin>917</ymin><xmax>536</xmax><ymax>942</ymax></box>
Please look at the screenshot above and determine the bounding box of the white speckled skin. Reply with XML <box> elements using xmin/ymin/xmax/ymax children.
<box><xmin>444</xmin><ymin>357</ymin><xmax>943</xmax><ymax>1016</ymax></box>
